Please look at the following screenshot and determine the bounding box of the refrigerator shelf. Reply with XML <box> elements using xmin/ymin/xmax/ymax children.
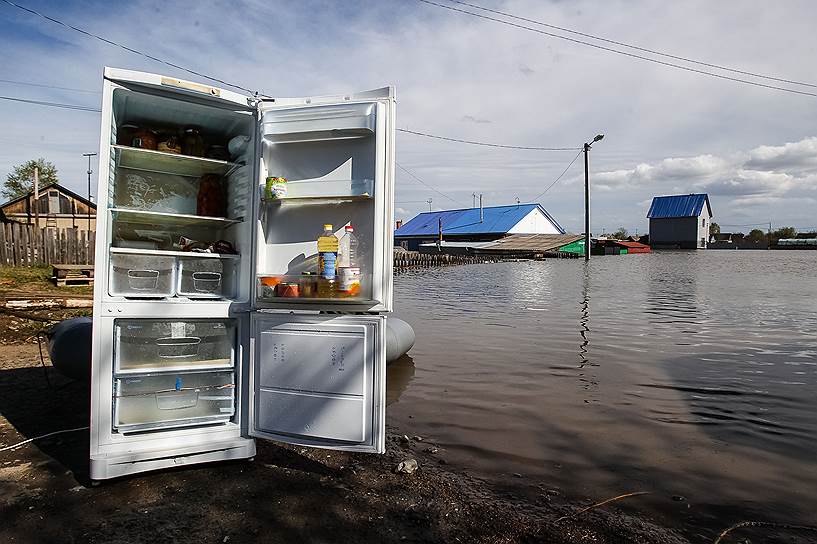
<box><xmin>112</xmin><ymin>145</ymin><xmax>238</xmax><ymax>178</ymax></box>
<box><xmin>109</xmin><ymin>208</ymin><xmax>242</xmax><ymax>227</ymax></box>
<box><xmin>110</xmin><ymin>247</ymin><xmax>240</xmax><ymax>259</ymax></box>
<box><xmin>114</xmin><ymin>358</ymin><xmax>234</xmax><ymax>375</ymax></box>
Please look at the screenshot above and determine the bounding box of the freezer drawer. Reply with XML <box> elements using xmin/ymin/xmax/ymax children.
<box><xmin>250</xmin><ymin>314</ymin><xmax>385</xmax><ymax>452</ymax></box>
<box><xmin>114</xmin><ymin>370</ymin><xmax>235</xmax><ymax>432</ymax></box>
<box><xmin>177</xmin><ymin>257</ymin><xmax>235</xmax><ymax>298</ymax></box>
<box><xmin>115</xmin><ymin>319</ymin><xmax>235</xmax><ymax>373</ymax></box>
<box><xmin>110</xmin><ymin>254</ymin><xmax>176</xmax><ymax>298</ymax></box>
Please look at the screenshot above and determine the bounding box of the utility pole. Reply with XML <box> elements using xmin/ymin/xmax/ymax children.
<box><xmin>83</xmin><ymin>152</ymin><xmax>97</xmax><ymax>232</ymax></box>
<box><xmin>427</xmin><ymin>198</ymin><xmax>433</xmax><ymax>211</ymax></box>
<box><xmin>479</xmin><ymin>193</ymin><xmax>483</xmax><ymax>223</ymax></box>
<box><xmin>33</xmin><ymin>167</ymin><xmax>40</xmax><ymax>229</ymax></box>
<box><xmin>472</xmin><ymin>193</ymin><xmax>476</xmax><ymax>208</ymax></box>
<box><xmin>583</xmin><ymin>134</ymin><xmax>605</xmax><ymax>261</ymax></box>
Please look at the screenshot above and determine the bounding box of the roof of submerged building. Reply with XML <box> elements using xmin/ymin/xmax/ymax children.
<box><xmin>395</xmin><ymin>204</ymin><xmax>565</xmax><ymax>237</ymax></box>
<box><xmin>647</xmin><ymin>193</ymin><xmax>711</xmax><ymax>219</ymax></box>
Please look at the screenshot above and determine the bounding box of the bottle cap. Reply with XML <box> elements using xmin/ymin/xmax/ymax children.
<box><xmin>324</xmin><ymin>224</ymin><xmax>333</xmax><ymax>230</ymax></box>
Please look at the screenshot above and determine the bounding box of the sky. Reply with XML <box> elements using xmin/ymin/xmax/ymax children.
<box><xmin>1</xmin><ymin>0</ymin><xmax>816</xmax><ymax>234</ymax></box>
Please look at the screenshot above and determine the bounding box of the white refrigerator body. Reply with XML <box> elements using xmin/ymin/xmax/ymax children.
<box><xmin>89</xmin><ymin>67</ymin><xmax>394</xmax><ymax>480</ymax></box>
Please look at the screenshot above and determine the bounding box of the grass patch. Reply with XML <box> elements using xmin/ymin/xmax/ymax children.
<box><xmin>0</xmin><ymin>265</ymin><xmax>93</xmax><ymax>296</ymax></box>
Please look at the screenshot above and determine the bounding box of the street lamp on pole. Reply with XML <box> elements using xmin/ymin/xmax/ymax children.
<box><xmin>82</xmin><ymin>153</ymin><xmax>97</xmax><ymax>232</ymax></box>
<box><xmin>583</xmin><ymin>134</ymin><xmax>604</xmax><ymax>261</ymax></box>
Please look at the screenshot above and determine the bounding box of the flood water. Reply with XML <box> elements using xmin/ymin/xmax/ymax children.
<box><xmin>387</xmin><ymin>251</ymin><xmax>817</xmax><ymax>541</ymax></box>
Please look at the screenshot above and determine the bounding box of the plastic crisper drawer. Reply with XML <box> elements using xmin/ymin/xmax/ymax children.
<box><xmin>114</xmin><ymin>370</ymin><xmax>235</xmax><ymax>432</ymax></box>
<box><xmin>262</xmin><ymin>103</ymin><xmax>375</xmax><ymax>143</ymax></box>
<box><xmin>115</xmin><ymin>320</ymin><xmax>235</xmax><ymax>372</ymax></box>
<box><xmin>177</xmin><ymin>257</ymin><xmax>235</xmax><ymax>299</ymax></box>
<box><xmin>109</xmin><ymin>254</ymin><xmax>175</xmax><ymax>298</ymax></box>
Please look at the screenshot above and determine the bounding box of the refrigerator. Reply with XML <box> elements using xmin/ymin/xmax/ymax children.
<box><xmin>89</xmin><ymin>67</ymin><xmax>395</xmax><ymax>481</ymax></box>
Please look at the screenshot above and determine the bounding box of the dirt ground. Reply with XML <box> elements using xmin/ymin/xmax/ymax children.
<box><xmin>0</xmin><ymin>341</ymin><xmax>697</xmax><ymax>544</ymax></box>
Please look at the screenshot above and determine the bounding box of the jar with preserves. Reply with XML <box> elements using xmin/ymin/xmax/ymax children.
<box><xmin>182</xmin><ymin>126</ymin><xmax>205</xmax><ymax>157</ymax></box>
<box><xmin>117</xmin><ymin>123</ymin><xmax>139</xmax><ymax>146</ymax></box>
<box><xmin>131</xmin><ymin>128</ymin><xmax>157</xmax><ymax>150</ymax></box>
<box><xmin>196</xmin><ymin>174</ymin><xmax>226</xmax><ymax>217</ymax></box>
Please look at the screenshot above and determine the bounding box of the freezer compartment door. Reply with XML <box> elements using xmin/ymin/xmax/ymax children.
<box><xmin>249</xmin><ymin>314</ymin><xmax>385</xmax><ymax>453</ymax></box>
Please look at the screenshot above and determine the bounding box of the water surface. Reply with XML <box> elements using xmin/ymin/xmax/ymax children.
<box><xmin>388</xmin><ymin>251</ymin><xmax>817</xmax><ymax>540</ymax></box>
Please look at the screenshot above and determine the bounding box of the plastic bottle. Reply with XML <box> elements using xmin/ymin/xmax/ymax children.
<box><xmin>317</xmin><ymin>223</ymin><xmax>339</xmax><ymax>280</ymax></box>
<box><xmin>338</xmin><ymin>225</ymin><xmax>361</xmax><ymax>297</ymax></box>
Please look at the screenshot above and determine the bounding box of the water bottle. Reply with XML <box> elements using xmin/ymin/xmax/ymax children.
<box><xmin>338</xmin><ymin>225</ymin><xmax>361</xmax><ymax>297</ymax></box>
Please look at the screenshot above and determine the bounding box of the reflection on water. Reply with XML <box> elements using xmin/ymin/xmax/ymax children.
<box><xmin>386</xmin><ymin>355</ymin><xmax>415</xmax><ymax>406</ymax></box>
<box><xmin>389</xmin><ymin>251</ymin><xmax>817</xmax><ymax>539</ymax></box>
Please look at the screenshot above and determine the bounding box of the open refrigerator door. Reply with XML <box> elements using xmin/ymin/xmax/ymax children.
<box><xmin>252</xmin><ymin>89</ymin><xmax>396</xmax><ymax>312</ymax></box>
<box><xmin>248</xmin><ymin>314</ymin><xmax>386</xmax><ymax>453</ymax></box>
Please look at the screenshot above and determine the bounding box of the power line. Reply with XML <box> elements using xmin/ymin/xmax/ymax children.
<box><xmin>448</xmin><ymin>0</ymin><xmax>817</xmax><ymax>89</ymax></box>
<box><xmin>0</xmin><ymin>95</ymin><xmax>101</xmax><ymax>112</ymax></box>
<box><xmin>398</xmin><ymin>128</ymin><xmax>579</xmax><ymax>150</ymax></box>
<box><xmin>529</xmin><ymin>149</ymin><xmax>583</xmax><ymax>202</ymax></box>
<box><xmin>396</xmin><ymin>162</ymin><xmax>466</xmax><ymax>206</ymax></box>
<box><xmin>0</xmin><ymin>0</ymin><xmax>259</xmax><ymax>96</ymax></box>
<box><xmin>415</xmin><ymin>0</ymin><xmax>817</xmax><ymax>99</ymax></box>
<box><xmin>0</xmin><ymin>78</ymin><xmax>101</xmax><ymax>94</ymax></box>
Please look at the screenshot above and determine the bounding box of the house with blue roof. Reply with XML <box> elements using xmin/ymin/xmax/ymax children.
<box><xmin>394</xmin><ymin>203</ymin><xmax>565</xmax><ymax>251</ymax></box>
<box><xmin>647</xmin><ymin>193</ymin><xmax>713</xmax><ymax>249</ymax></box>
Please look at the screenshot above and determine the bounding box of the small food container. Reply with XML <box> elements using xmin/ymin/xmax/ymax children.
<box><xmin>109</xmin><ymin>254</ymin><xmax>175</xmax><ymax>298</ymax></box>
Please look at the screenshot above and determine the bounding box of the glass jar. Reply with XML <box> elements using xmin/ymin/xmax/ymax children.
<box><xmin>117</xmin><ymin>123</ymin><xmax>139</xmax><ymax>146</ymax></box>
<box><xmin>182</xmin><ymin>126</ymin><xmax>205</xmax><ymax>157</ymax></box>
<box><xmin>131</xmin><ymin>128</ymin><xmax>157</xmax><ymax>150</ymax></box>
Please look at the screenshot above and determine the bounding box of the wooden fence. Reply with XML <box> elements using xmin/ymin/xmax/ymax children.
<box><xmin>393</xmin><ymin>250</ymin><xmax>484</xmax><ymax>272</ymax></box>
<box><xmin>0</xmin><ymin>222</ymin><xmax>95</xmax><ymax>266</ymax></box>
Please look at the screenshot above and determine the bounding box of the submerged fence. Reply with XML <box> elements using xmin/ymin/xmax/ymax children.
<box><xmin>0</xmin><ymin>222</ymin><xmax>95</xmax><ymax>266</ymax></box>
<box><xmin>393</xmin><ymin>250</ymin><xmax>483</xmax><ymax>272</ymax></box>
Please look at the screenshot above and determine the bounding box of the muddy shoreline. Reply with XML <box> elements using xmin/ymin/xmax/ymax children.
<box><xmin>0</xmin><ymin>342</ymin><xmax>699</xmax><ymax>544</ymax></box>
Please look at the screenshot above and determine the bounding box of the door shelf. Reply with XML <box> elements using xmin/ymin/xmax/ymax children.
<box><xmin>110</xmin><ymin>208</ymin><xmax>242</xmax><ymax>227</ymax></box>
<box><xmin>257</xmin><ymin>296</ymin><xmax>375</xmax><ymax>304</ymax></box>
<box><xmin>261</xmin><ymin>178</ymin><xmax>373</xmax><ymax>205</ymax></box>
<box><xmin>112</xmin><ymin>145</ymin><xmax>238</xmax><ymax>177</ymax></box>
<box><xmin>262</xmin><ymin>195</ymin><xmax>371</xmax><ymax>206</ymax></box>
<box><xmin>110</xmin><ymin>247</ymin><xmax>240</xmax><ymax>259</ymax></box>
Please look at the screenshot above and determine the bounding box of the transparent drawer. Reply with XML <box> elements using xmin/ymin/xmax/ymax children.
<box><xmin>115</xmin><ymin>319</ymin><xmax>235</xmax><ymax>373</ymax></box>
<box><xmin>114</xmin><ymin>370</ymin><xmax>235</xmax><ymax>432</ymax></box>
<box><xmin>177</xmin><ymin>257</ymin><xmax>236</xmax><ymax>299</ymax></box>
<box><xmin>109</xmin><ymin>254</ymin><xmax>175</xmax><ymax>298</ymax></box>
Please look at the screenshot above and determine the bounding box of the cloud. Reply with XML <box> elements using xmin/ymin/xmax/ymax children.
<box><xmin>518</xmin><ymin>64</ymin><xmax>535</xmax><ymax>76</ymax></box>
<box><xmin>461</xmin><ymin>115</ymin><xmax>492</xmax><ymax>124</ymax></box>
<box><xmin>1</xmin><ymin>0</ymin><xmax>816</xmax><ymax>232</ymax></box>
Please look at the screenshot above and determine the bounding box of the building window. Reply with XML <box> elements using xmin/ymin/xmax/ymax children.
<box><xmin>701</xmin><ymin>218</ymin><xmax>706</xmax><ymax>227</ymax></box>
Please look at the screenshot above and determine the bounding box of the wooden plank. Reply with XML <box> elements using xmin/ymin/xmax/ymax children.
<box><xmin>11</xmin><ymin>223</ymin><xmax>20</xmax><ymax>266</ymax></box>
<box><xmin>22</xmin><ymin>224</ymin><xmax>32</xmax><ymax>265</ymax></box>
<box><xmin>0</xmin><ymin>223</ymin><xmax>7</xmax><ymax>266</ymax></box>
<box><xmin>89</xmin><ymin>230</ymin><xmax>96</xmax><ymax>265</ymax></box>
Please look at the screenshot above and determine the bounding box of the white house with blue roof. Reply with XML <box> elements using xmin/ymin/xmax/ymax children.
<box><xmin>647</xmin><ymin>193</ymin><xmax>713</xmax><ymax>249</ymax></box>
<box><xmin>394</xmin><ymin>203</ymin><xmax>565</xmax><ymax>251</ymax></box>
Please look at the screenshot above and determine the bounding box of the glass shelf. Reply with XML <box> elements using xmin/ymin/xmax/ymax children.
<box><xmin>109</xmin><ymin>208</ymin><xmax>242</xmax><ymax>227</ymax></box>
<box><xmin>112</xmin><ymin>145</ymin><xmax>238</xmax><ymax>177</ymax></box>
<box><xmin>109</xmin><ymin>247</ymin><xmax>240</xmax><ymax>259</ymax></box>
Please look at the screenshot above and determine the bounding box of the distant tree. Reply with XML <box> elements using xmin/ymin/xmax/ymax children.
<box><xmin>612</xmin><ymin>227</ymin><xmax>629</xmax><ymax>240</ymax></box>
<box><xmin>709</xmin><ymin>222</ymin><xmax>721</xmax><ymax>236</ymax></box>
<box><xmin>747</xmin><ymin>228</ymin><xmax>766</xmax><ymax>242</ymax></box>
<box><xmin>772</xmin><ymin>226</ymin><xmax>796</xmax><ymax>240</ymax></box>
<box><xmin>3</xmin><ymin>158</ymin><xmax>59</xmax><ymax>200</ymax></box>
